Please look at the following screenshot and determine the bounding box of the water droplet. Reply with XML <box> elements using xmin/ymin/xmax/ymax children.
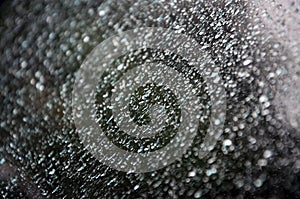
<box><xmin>49</xmin><ymin>169</ymin><xmax>55</xmax><ymax>175</ymax></box>
<box><xmin>257</xmin><ymin>159</ymin><xmax>267</xmax><ymax>167</ymax></box>
<box><xmin>263</xmin><ymin>150</ymin><xmax>272</xmax><ymax>159</ymax></box>
<box><xmin>223</xmin><ymin>139</ymin><xmax>232</xmax><ymax>146</ymax></box>
<box><xmin>243</xmin><ymin>59</ymin><xmax>253</xmax><ymax>66</ymax></box>
<box><xmin>83</xmin><ymin>36</ymin><xmax>90</xmax><ymax>43</ymax></box>
<box><xmin>206</xmin><ymin>168</ymin><xmax>217</xmax><ymax>176</ymax></box>
<box><xmin>259</xmin><ymin>95</ymin><xmax>268</xmax><ymax>103</ymax></box>
<box><xmin>188</xmin><ymin>170</ymin><xmax>196</xmax><ymax>177</ymax></box>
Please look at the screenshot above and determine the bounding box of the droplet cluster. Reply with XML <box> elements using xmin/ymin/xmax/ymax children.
<box><xmin>0</xmin><ymin>0</ymin><xmax>299</xmax><ymax>198</ymax></box>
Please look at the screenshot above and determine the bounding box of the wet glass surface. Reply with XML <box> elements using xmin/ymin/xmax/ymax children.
<box><xmin>0</xmin><ymin>0</ymin><xmax>300</xmax><ymax>198</ymax></box>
